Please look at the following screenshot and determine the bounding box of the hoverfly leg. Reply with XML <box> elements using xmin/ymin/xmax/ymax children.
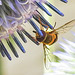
<box><xmin>38</xmin><ymin>15</ymin><xmax>44</xmax><ymax>30</ymax></box>
<box><xmin>46</xmin><ymin>26</ymin><xmax>49</xmax><ymax>31</ymax></box>
<box><xmin>40</xmin><ymin>22</ymin><xmax>43</xmax><ymax>30</ymax></box>
<box><xmin>38</xmin><ymin>15</ymin><xmax>49</xmax><ymax>30</ymax></box>
<box><xmin>44</xmin><ymin>45</ymin><xmax>50</xmax><ymax>50</ymax></box>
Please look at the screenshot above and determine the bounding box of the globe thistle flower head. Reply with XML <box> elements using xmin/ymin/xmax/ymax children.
<box><xmin>50</xmin><ymin>36</ymin><xmax>75</xmax><ymax>75</ymax></box>
<box><xmin>61</xmin><ymin>0</ymin><xmax>68</xmax><ymax>3</ymax></box>
<box><xmin>0</xmin><ymin>0</ymin><xmax>68</xmax><ymax>60</ymax></box>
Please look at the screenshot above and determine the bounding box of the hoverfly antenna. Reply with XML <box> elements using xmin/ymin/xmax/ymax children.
<box><xmin>33</xmin><ymin>31</ymin><xmax>37</xmax><ymax>33</ymax></box>
<box><xmin>53</xmin><ymin>22</ymin><xmax>56</xmax><ymax>29</ymax></box>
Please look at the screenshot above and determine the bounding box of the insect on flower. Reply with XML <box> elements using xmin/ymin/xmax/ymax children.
<box><xmin>0</xmin><ymin>0</ymin><xmax>68</xmax><ymax>60</ymax></box>
<box><xmin>33</xmin><ymin>17</ymin><xmax>75</xmax><ymax>68</ymax></box>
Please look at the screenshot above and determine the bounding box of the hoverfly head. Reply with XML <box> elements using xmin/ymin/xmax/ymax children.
<box><xmin>33</xmin><ymin>31</ymin><xmax>41</xmax><ymax>38</ymax></box>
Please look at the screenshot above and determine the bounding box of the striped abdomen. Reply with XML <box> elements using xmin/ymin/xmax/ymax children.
<box><xmin>36</xmin><ymin>30</ymin><xmax>58</xmax><ymax>45</ymax></box>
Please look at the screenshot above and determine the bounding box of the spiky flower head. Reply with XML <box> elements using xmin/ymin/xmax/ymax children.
<box><xmin>0</xmin><ymin>0</ymin><xmax>68</xmax><ymax>60</ymax></box>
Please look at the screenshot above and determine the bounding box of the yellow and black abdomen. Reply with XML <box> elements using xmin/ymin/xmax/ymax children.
<box><xmin>43</xmin><ymin>32</ymin><xmax>58</xmax><ymax>45</ymax></box>
<box><xmin>36</xmin><ymin>30</ymin><xmax>58</xmax><ymax>45</ymax></box>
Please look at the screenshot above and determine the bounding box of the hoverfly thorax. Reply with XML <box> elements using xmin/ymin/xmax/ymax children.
<box><xmin>35</xmin><ymin>30</ymin><xmax>58</xmax><ymax>45</ymax></box>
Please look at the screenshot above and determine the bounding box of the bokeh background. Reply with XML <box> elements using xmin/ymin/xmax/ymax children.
<box><xmin>0</xmin><ymin>0</ymin><xmax>75</xmax><ymax>75</ymax></box>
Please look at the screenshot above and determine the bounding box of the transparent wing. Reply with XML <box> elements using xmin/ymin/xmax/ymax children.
<box><xmin>54</xmin><ymin>19</ymin><xmax>75</xmax><ymax>34</ymax></box>
<box><xmin>43</xmin><ymin>44</ymin><xmax>51</xmax><ymax>69</ymax></box>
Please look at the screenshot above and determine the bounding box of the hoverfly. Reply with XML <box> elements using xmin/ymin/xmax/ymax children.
<box><xmin>33</xmin><ymin>17</ymin><xmax>75</xmax><ymax>68</ymax></box>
